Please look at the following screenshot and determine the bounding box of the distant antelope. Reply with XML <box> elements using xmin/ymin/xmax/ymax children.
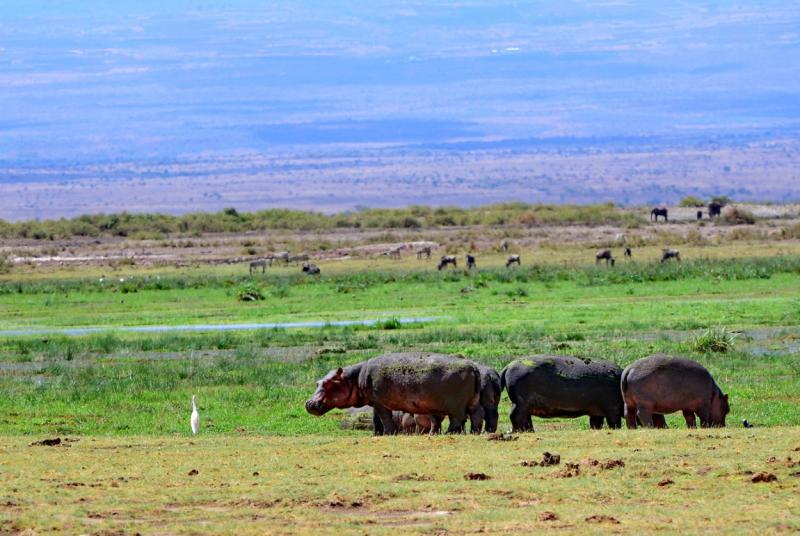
<box><xmin>650</xmin><ymin>207</ymin><xmax>669</xmax><ymax>222</ymax></box>
<box><xmin>288</xmin><ymin>254</ymin><xmax>309</xmax><ymax>264</ymax></box>
<box><xmin>249</xmin><ymin>259</ymin><xmax>270</xmax><ymax>274</ymax></box>
<box><xmin>661</xmin><ymin>248</ymin><xmax>681</xmax><ymax>262</ymax></box>
<box><xmin>438</xmin><ymin>255</ymin><xmax>457</xmax><ymax>270</ymax></box>
<box><xmin>466</xmin><ymin>254</ymin><xmax>476</xmax><ymax>270</ymax></box>
<box><xmin>416</xmin><ymin>246</ymin><xmax>432</xmax><ymax>260</ymax></box>
<box><xmin>506</xmin><ymin>254</ymin><xmax>521</xmax><ymax>268</ymax></box>
<box><xmin>595</xmin><ymin>249</ymin><xmax>615</xmax><ymax>266</ymax></box>
<box><xmin>385</xmin><ymin>246</ymin><xmax>403</xmax><ymax>260</ymax></box>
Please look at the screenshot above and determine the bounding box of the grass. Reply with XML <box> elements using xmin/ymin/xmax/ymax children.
<box><xmin>1</xmin><ymin>431</ymin><xmax>798</xmax><ymax>534</ymax></box>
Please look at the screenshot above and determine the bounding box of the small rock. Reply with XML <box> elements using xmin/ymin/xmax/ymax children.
<box><xmin>487</xmin><ymin>432</ymin><xmax>517</xmax><ymax>442</ymax></box>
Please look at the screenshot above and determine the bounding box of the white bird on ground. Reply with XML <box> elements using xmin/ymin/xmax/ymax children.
<box><xmin>190</xmin><ymin>395</ymin><xmax>200</xmax><ymax>435</ymax></box>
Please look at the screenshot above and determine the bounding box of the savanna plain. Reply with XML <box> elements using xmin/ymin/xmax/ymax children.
<box><xmin>1</xmin><ymin>203</ymin><xmax>799</xmax><ymax>534</ymax></box>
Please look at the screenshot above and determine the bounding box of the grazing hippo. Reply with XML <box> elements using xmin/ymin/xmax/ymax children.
<box><xmin>501</xmin><ymin>355</ymin><xmax>623</xmax><ymax>432</ymax></box>
<box><xmin>661</xmin><ymin>248</ymin><xmax>681</xmax><ymax>262</ymax></box>
<box><xmin>438</xmin><ymin>255</ymin><xmax>458</xmax><ymax>270</ymax></box>
<box><xmin>506</xmin><ymin>254</ymin><xmax>521</xmax><ymax>267</ymax></box>
<box><xmin>466</xmin><ymin>254</ymin><xmax>477</xmax><ymax>270</ymax></box>
<box><xmin>595</xmin><ymin>249</ymin><xmax>615</xmax><ymax>266</ymax></box>
<box><xmin>621</xmin><ymin>354</ymin><xmax>730</xmax><ymax>428</ymax></box>
<box><xmin>305</xmin><ymin>352</ymin><xmax>480</xmax><ymax>435</ymax></box>
<box><xmin>470</xmin><ymin>363</ymin><xmax>502</xmax><ymax>433</ymax></box>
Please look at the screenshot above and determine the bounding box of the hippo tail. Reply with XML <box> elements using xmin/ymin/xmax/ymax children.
<box><xmin>499</xmin><ymin>365</ymin><xmax>507</xmax><ymax>392</ymax></box>
<box><xmin>620</xmin><ymin>367</ymin><xmax>629</xmax><ymax>395</ymax></box>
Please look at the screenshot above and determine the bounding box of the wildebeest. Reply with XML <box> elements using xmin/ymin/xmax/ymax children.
<box><xmin>289</xmin><ymin>254</ymin><xmax>310</xmax><ymax>264</ymax></box>
<box><xmin>249</xmin><ymin>259</ymin><xmax>270</xmax><ymax>274</ymax></box>
<box><xmin>661</xmin><ymin>248</ymin><xmax>681</xmax><ymax>262</ymax></box>
<box><xmin>501</xmin><ymin>355</ymin><xmax>624</xmax><ymax>432</ymax></box>
<box><xmin>385</xmin><ymin>246</ymin><xmax>403</xmax><ymax>259</ymax></box>
<box><xmin>614</xmin><ymin>233</ymin><xmax>626</xmax><ymax>245</ymax></box>
<box><xmin>595</xmin><ymin>249</ymin><xmax>615</xmax><ymax>266</ymax></box>
<box><xmin>301</xmin><ymin>262</ymin><xmax>320</xmax><ymax>275</ymax></box>
<box><xmin>624</xmin><ymin>247</ymin><xmax>632</xmax><ymax>259</ymax></box>
<box><xmin>621</xmin><ymin>354</ymin><xmax>730</xmax><ymax>428</ymax></box>
<box><xmin>708</xmin><ymin>202</ymin><xmax>724</xmax><ymax>218</ymax></box>
<box><xmin>500</xmin><ymin>239</ymin><xmax>509</xmax><ymax>252</ymax></box>
<box><xmin>305</xmin><ymin>352</ymin><xmax>481</xmax><ymax>435</ymax></box>
<box><xmin>697</xmin><ymin>210</ymin><xmax>703</xmax><ymax>220</ymax></box>
<box><xmin>506</xmin><ymin>254</ymin><xmax>521</xmax><ymax>268</ymax></box>
<box><xmin>272</xmin><ymin>251</ymin><xmax>290</xmax><ymax>263</ymax></box>
<box><xmin>416</xmin><ymin>246</ymin><xmax>432</xmax><ymax>259</ymax></box>
<box><xmin>466</xmin><ymin>254</ymin><xmax>476</xmax><ymax>270</ymax></box>
<box><xmin>438</xmin><ymin>255</ymin><xmax>457</xmax><ymax>270</ymax></box>
<box><xmin>650</xmin><ymin>207</ymin><xmax>669</xmax><ymax>222</ymax></box>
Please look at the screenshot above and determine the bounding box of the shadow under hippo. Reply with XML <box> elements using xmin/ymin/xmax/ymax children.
<box><xmin>501</xmin><ymin>355</ymin><xmax>623</xmax><ymax>432</ymax></box>
<box><xmin>305</xmin><ymin>352</ymin><xmax>481</xmax><ymax>435</ymax></box>
<box><xmin>621</xmin><ymin>354</ymin><xmax>730</xmax><ymax>428</ymax></box>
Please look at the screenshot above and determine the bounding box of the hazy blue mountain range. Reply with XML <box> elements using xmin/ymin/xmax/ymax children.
<box><xmin>1</xmin><ymin>1</ymin><xmax>799</xmax><ymax>218</ymax></box>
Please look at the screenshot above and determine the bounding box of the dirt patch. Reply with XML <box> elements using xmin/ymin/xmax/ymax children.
<box><xmin>393</xmin><ymin>473</ymin><xmax>432</xmax><ymax>482</ymax></box>
<box><xmin>554</xmin><ymin>463</ymin><xmax>581</xmax><ymax>479</ymax></box>
<box><xmin>582</xmin><ymin>458</ymin><xmax>625</xmax><ymax>470</ymax></box>
<box><xmin>539</xmin><ymin>511</ymin><xmax>559</xmax><ymax>522</ymax></box>
<box><xmin>464</xmin><ymin>472</ymin><xmax>490</xmax><ymax>481</ymax></box>
<box><xmin>30</xmin><ymin>437</ymin><xmax>62</xmax><ymax>447</ymax></box>
<box><xmin>487</xmin><ymin>433</ymin><xmax>517</xmax><ymax>442</ymax></box>
<box><xmin>585</xmin><ymin>515</ymin><xmax>620</xmax><ymax>524</ymax></box>
<box><xmin>520</xmin><ymin>451</ymin><xmax>561</xmax><ymax>467</ymax></box>
<box><xmin>751</xmin><ymin>472</ymin><xmax>777</xmax><ymax>483</ymax></box>
<box><xmin>658</xmin><ymin>478</ymin><xmax>674</xmax><ymax>487</ymax></box>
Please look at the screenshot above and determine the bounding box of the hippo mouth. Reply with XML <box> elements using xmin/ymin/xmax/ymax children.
<box><xmin>305</xmin><ymin>398</ymin><xmax>330</xmax><ymax>416</ymax></box>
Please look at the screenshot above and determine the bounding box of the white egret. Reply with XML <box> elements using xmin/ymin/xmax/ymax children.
<box><xmin>190</xmin><ymin>395</ymin><xmax>200</xmax><ymax>435</ymax></box>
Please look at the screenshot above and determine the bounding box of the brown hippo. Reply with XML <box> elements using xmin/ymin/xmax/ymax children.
<box><xmin>621</xmin><ymin>354</ymin><xmax>729</xmax><ymax>428</ymax></box>
<box><xmin>305</xmin><ymin>352</ymin><xmax>480</xmax><ymax>435</ymax></box>
<box><xmin>501</xmin><ymin>355</ymin><xmax>623</xmax><ymax>432</ymax></box>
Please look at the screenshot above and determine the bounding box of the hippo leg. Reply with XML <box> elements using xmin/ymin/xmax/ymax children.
<box><xmin>484</xmin><ymin>406</ymin><xmax>499</xmax><ymax>434</ymax></box>
<box><xmin>589</xmin><ymin>416</ymin><xmax>604</xmax><ymax>430</ymax></box>
<box><xmin>682</xmin><ymin>410</ymin><xmax>697</xmax><ymax>428</ymax></box>
<box><xmin>510</xmin><ymin>403</ymin><xmax>534</xmax><ymax>432</ymax></box>
<box><xmin>446</xmin><ymin>411</ymin><xmax>468</xmax><ymax>434</ymax></box>
<box><xmin>635</xmin><ymin>406</ymin><xmax>655</xmax><ymax>427</ymax></box>
<box><xmin>697</xmin><ymin>406</ymin><xmax>711</xmax><ymax>428</ymax></box>
<box><xmin>374</xmin><ymin>404</ymin><xmax>397</xmax><ymax>435</ymax></box>
<box><xmin>469</xmin><ymin>405</ymin><xmax>484</xmax><ymax>434</ymax></box>
<box><xmin>652</xmin><ymin>414</ymin><xmax>668</xmax><ymax>429</ymax></box>
<box><xmin>372</xmin><ymin>411</ymin><xmax>385</xmax><ymax>436</ymax></box>
<box><xmin>625</xmin><ymin>404</ymin><xmax>638</xmax><ymax>429</ymax></box>
<box><xmin>606</xmin><ymin>413</ymin><xmax>622</xmax><ymax>429</ymax></box>
<box><xmin>429</xmin><ymin>415</ymin><xmax>443</xmax><ymax>435</ymax></box>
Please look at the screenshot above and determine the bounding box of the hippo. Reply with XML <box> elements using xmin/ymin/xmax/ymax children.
<box><xmin>621</xmin><ymin>354</ymin><xmax>730</xmax><ymax>428</ymax></box>
<box><xmin>305</xmin><ymin>352</ymin><xmax>481</xmax><ymax>435</ymax></box>
<box><xmin>470</xmin><ymin>363</ymin><xmax>502</xmax><ymax>433</ymax></box>
<box><xmin>501</xmin><ymin>355</ymin><xmax>623</xmax><ymax>432</ymax></box>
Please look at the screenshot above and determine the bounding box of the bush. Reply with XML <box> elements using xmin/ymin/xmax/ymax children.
<box><xmin>691</xmin><ymin>327</ymin><xmax>737</xmax><ymax>353</ymax></box>
<box><xmin>0</xmin><ymin>253</ymin><xmax>11</xmax><ymax>274</ymax></box>
<box><xmin>720</xmin><ymin>206</ymin><xmax>757</xmax><ymax>225</ymax></box>
<box><xmin>376</xmin><ymin>317</ymin><xmax>402</xmax><ymax>330</ymax></box>
<box><xmin>679</xmin><ymin>196</ymin><xmax>706</xmax><ymax>207</ymax></box>
<box><xmin>236</xmin><ymin>284</ymin><xmax>265</xmax><ymax>301</ymax></box>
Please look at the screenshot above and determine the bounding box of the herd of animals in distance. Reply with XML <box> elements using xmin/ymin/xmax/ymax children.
<box><xmin>228</xmin><ymin>203</ymin><xmax>740</xmax><ymax>437</ymax></box>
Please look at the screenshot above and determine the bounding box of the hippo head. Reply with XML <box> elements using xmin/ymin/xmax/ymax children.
<box><xmin>305</xmin><ymin>367</ymin><xmax>358</xmax><ymax>416</ymax></box>
<box><xmin>710</xmin><ymin>388</ymin><xmax>730</xmax><ymax>427</ymax></box>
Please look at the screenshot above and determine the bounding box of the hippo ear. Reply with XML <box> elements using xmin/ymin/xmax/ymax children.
<box><xmin>335</xmin><ymin>367</ymin><xmax>343</xmax><ymax>377</ymax></box>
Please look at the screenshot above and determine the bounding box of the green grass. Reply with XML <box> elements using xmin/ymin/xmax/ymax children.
<box><xmin>1</xmin><ymin>431</ymin><xmax>798</xmax><ymax>534</ymax></box>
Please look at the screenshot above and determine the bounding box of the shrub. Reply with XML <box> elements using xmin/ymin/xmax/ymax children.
<box><xmin>0</xmin><ymin>253</ymin><xmax>11</xmax><ymax>274</ymax></box>
<box><xmin>679</xmin><ymin>196</ymin><xmax>706</xmax><ymax>207</ymax></box>
<box><xmin>376</xmin><ymin>317</ymin><xmax>402</xmax><ymax>330</ymax></box>
<box><xmin>691</xmin><ymin>327</ymin><xmax>737</xmax><ymax>353</ymax></box>
<box><xmin>720</xmin><ymin>206</ymin><xmax>757</xmax><ymax>225</ymax></box>
<box><xmin>236</xmin><ymin>284</ymin><xmax>265</xmax><ymax>301</ymax></box>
